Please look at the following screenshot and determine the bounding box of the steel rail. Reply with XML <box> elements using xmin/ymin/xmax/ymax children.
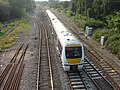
<box><xmin>10</xmin><ymin>43</ymin><xmax>24</xmax><ymax>63</ymax></box>
<box><xmin>84</xmin><ymin>58</ymin><xmax>115</xmax><ymax>89</ymax></box>
<box><xmin>85</xmin><ymin>47</ymin><xmax>120</xmax><ymax>76</ymax></box>
<box><xmin>2</xmin><ymin>64</ymin><xmax>17</xmax><ymax>90</ymax></box>
<box><xmin>9</xmin><ymin>63</ymin><xmax>25</xmax><ymax>90</ymax></box>
<box><xmin>18</xmin><ymin>44</ymin><xmax>29</xmax><ymax>64</ymax></box>
<box><xmin>67</xmin><ymin>71</ymin><xmax>88</xmax><ymax>90</ymax></box>
<box><xmin>2</xmin><ymin>25</ymin><xmax>18</xmax><ymax>39</ymax></box>
<box><xmin>85</xmin><ymin>58</ymin><xmax>115</xmax><ymax>88</ymax></box>
<box><xmin>44</xmin><ymin>22</ymin><xmax>54</xmax><ymax>90</ymax></box>
<box><xmin>85</xmin><ymin>48</ymin><xmax>119</xmax><ymax>89</ymax></box>
<box><xmin>9</xmin><ymin>44</ymin><xmax>28</xmax><ymax>90</ymax></box>
<box><xmin>36</xmin><ymin>19</ymin><xmax>42</xmax><ymax>90</ymax></box>
<box><xmin>0</xmin><ymin>43</ymin><xmax>28</xmax><ymax>90</ymax></box>
<box><xmin>36</xmin><ymin>10</ymin><xmax>54</xmax><ymax>90</ymax></box>
<box><xmin>0</xmin><ymin>64</ymin><xmax>12</xmax><ymax>86</ymax></box>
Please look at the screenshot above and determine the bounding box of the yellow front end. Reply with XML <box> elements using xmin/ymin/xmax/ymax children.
<box><xmin>67</xmin><ymin>58</ymin><xmax>81</xmax><ymax>64</ymax></box>
<box><xmin>65</xmin><ymin>44</ymin><xmax>82</xmax><ymax>65</ymax></box>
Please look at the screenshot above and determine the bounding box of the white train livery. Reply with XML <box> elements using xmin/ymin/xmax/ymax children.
<box><xmin>46</xmin><ymin>10</ymin><xmax>84</xmax><ymax>71</ymax></box>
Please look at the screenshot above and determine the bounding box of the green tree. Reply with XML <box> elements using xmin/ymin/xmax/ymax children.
<box><xmin>8</xmin><ymin>0</ymin><xmax>25</xmax><ymax>18</ymax></box>
<box><xmin>0</xmin><ymin>22</ymin><xmax>2</xmax><ymax>32</ymax></box>
<box><xmin>70</xmin><ymin>0</ymin><xmax>78</xmax><ymax>13</ymax></box>
<box><xmin>0</xmin><ymin>0</ymin><xmax>11</xmax><ymax>21</ymax></box>
<box><xmin>106</xmin><ymin>11</ymin><xmax>120</xmax><ymax>30</ymax></box>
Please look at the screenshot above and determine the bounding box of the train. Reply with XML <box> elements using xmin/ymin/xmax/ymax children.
<box><xmin>46</xmin><ymin>10</ymin><xmax>84</xmax><ymax>71</ymax></box>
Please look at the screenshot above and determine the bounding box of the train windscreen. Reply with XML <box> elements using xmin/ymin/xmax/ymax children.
<box><xmin>65</xmin><ymin>47</ymin><xmax>82</xmax><ymax>58</ymax></box>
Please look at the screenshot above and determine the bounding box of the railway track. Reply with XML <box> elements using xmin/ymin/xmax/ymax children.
<box><xmin>36</xmin><ymin>7</ymin><xmax>66</xmax><ymax>90</ymax></box>
<box><xmin>2</xmin><ymin>25</ymin><xmax>18</xmax><ymax>39</ymax></box>
<box><xmin>85</xmin><ymin>48</ymin><xmax>120</xmax><ymax>89</ymax></box>
<box><xmin>0</xmin><ymin>43</ymin><xmax>28</xmax><ymax>90</ymax></box>
<box><xmin>83</xmin><ymin>57</ymin><xmax>114</xmax><ymax>90</ymax></box>
<box><xmin>67</xmin><ymin>71</ymin><xmax>88</xmax><ymax>90</ymax></box>
<box><xmin>37</xmin><ymin>10</ymin><xmax>54</xmax><ymax>90</ymax></box>
<box><xmin>51</xmin><ymin>11</ymin><xmax>119</xmax><ymax>89</ymax></box>
<box><xmin>67</xmin><ymin>57</ymin><xmax>115</xmax><ymax>90</ymax></box>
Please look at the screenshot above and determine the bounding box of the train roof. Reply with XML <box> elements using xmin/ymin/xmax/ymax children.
<box><xmin>52</xmin><ymin>19</ymin><xmax>81</xmax><ymax>46</ymax></box>
<box><xmin>58</xmin><ymin>31</ymin><xmax>81</xmax><ymax>47</ymax></box>
<box><xmin>46</xmin><ymin>10</ymin><xmax>57</xmax><ymax>20</ymax></box>
<box><xmin>46</xmin><ymin>10</ymin><xmax>83</xmax><ymax>47</ymax></box>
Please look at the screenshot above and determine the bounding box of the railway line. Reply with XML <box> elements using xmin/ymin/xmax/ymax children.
<box><xmin>2</xmin><ymin>25</ymin><xmax>18</xmax><ymax>39</ymax></box>
<box><xmin>0</xmin><ymin>43</ymin><xmax>28</xmax><ymax>90</ymax></box>
<box><xmin>85</xmin><ymin>47</ymin><xmax>120</xmax><ymax>89</ymax></box>
<box><xmin>37</xmin><ymin>12</ymin><xmax>54</xmax><ymax>90</ymax></box>
<box><xmin>51</xmin><ymin>10</ymin><xmax>119</xmax><ymax>89</ymax></box>
<box><xmin>47</xmin><ymin>16</ymin><xmax>64</xmax><ymax>90</ymax></box>
<box><xmin>83</xmin><ymin>58</ymin><xmax>114</xmax><ymax>90</ymax></box>
<box><xmin>67</xmin><ymin>71</ymin><xmax>88</xmax><ymax>90</ymax></box>
<box><xmin>36</xmin><ymin>9</ymin><xmax>63</xmax><ymax>90</ymax></box>
<box><xmin>67</xmin><ymin>57</ymin><xmax>115</xmax><ymax>90</ymax></box>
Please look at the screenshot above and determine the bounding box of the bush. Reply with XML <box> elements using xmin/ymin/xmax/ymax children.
<box><xmin>105</xmin><ymin>11</ymin><xmax>120</xmax><ymax>30</ymax></box>
<box><xmin>117</xmin><ymin>48</ymin><xmax>120</xmax><ymax>59</ymax></box>
<box><xmin>107</xmin><ymin>41</ymin><xmax>120</xmax><ymax>54</ymax></box>
<box><xmin>85</xmin><ymin>18</ymin><xmax>105</xmax><ymax>29</ymax></box>
<box><xmin>92</xmin><ymin>28</ymin><xmax>109</xmax><ymax>41</ymax></box>
<box><xmin>66</xmin><ymin>10</ymin><xmax>73</xmax><ymax>17</ymax></box>
<box><xmin>92</xmin><ymin>28</ymin><xmax>120</xmax><ymax>57</ymax></box>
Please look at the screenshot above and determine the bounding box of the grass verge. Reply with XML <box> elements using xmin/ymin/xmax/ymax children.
<box><xmin>0</xmin><ymin>19</ymin><xmax>30</xmax><ymax>51</ymax></box>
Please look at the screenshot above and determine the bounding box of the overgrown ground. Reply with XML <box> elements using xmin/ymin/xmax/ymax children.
<box><xmin>0</xmin><ymin>19</ymin><xmax>30</xmax><ymax>51</ymax></box>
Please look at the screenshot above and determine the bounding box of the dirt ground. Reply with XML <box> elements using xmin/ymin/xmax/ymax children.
<box><xmin>0</xmin><ymin>13</ymin><xmax>39</xmax><ymax>90</ymax></box>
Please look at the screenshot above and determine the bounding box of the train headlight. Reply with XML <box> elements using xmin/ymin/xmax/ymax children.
<box><xmin>64</xmin><ymin>60</ymin><xmax>68</xmax><ymax>64</ymax></box>
<box><xmin>63</xmin><ymin>66</ymin><xmax>70</xmax><ymax>71</ymax></box>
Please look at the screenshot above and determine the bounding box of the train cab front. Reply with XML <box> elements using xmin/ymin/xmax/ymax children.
<box><xmin>63</xmin><ymin>45</ymin><xmax>84</xmax><ymax>71</ymax></box>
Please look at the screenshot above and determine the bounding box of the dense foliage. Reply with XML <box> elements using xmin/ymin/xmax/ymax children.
<box><xmin>0</xmin><ymin>0</ymin><xmax>36</xmax><ymax>22</ymax></box>
<box><xmin>92</xmin><ymin>28</ymin><xmax>120</xmax><ymax>58</ymax></box>
<box><xmin>50</xmin><ymin>0</ymin><xmax>120</xmax><ymax>58</ymax></box>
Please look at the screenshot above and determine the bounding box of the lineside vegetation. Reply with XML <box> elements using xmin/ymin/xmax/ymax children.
<box><xmin>0</xmin><ymin>19</ymin><xmax>30</xmax><ymax>51</ymax></box>
<box><xmin>0</xmin><ymin>0</ymin><xmax>36</xmax><ymax>22</ymax></box>
<box><xmin>0</xmin><ymin>0</ymin><xmax>35</xmax><ymax>51</ymax></box>
<box><xmin>49</xmin><ymin>0</ymin><xmax>120</xmax><ymax>58</ymax></box>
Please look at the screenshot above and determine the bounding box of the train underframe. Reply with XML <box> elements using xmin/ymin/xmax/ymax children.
<box><xmin>63</xmin><ymin>63</ymin><xmax>83</xmax><ymax>71</ymax></box>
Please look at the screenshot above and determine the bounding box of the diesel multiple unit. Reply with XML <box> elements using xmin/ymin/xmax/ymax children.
<box><xmin>46</xmin><ymin>10</ymin><xmax>84</xmax><ymax>71</ymax></box>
